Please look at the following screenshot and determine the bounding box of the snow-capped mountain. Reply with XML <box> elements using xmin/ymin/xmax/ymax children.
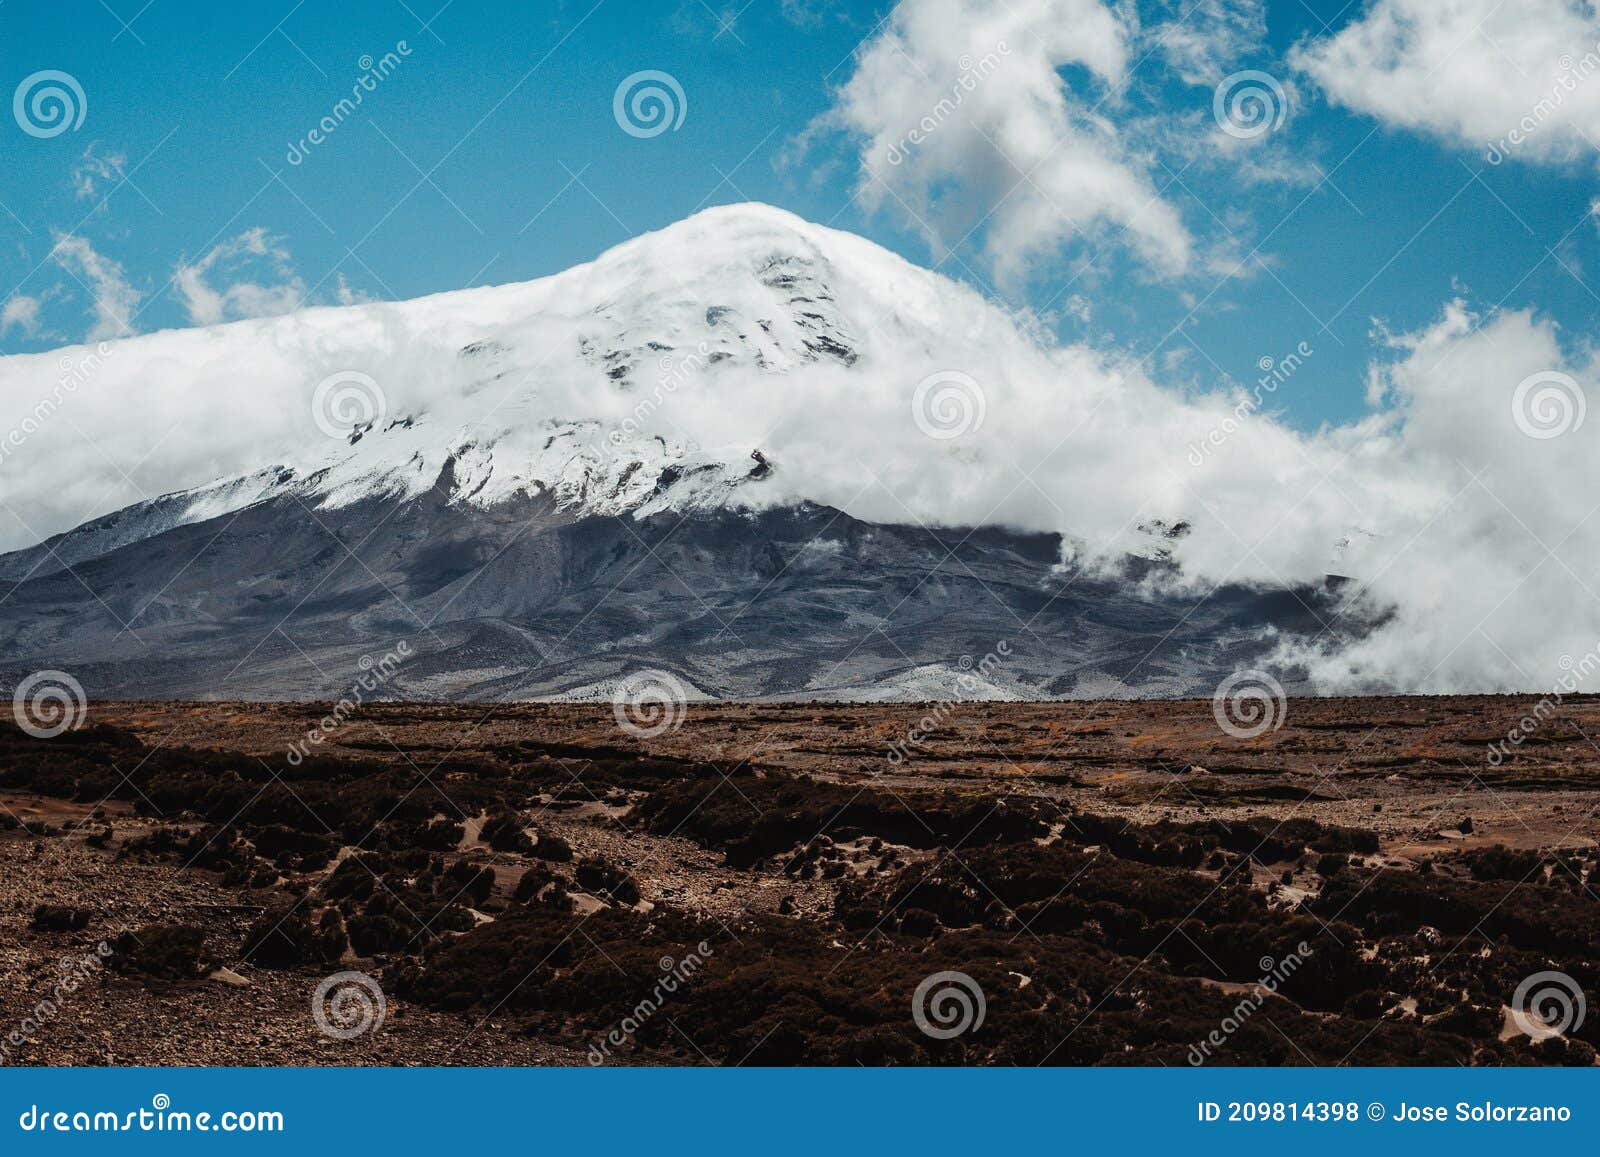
<box><xmin>6</xmin><ymin>205</ymin><xmax>897</xmax><ymax>562</ymax></box>
<box><xmin>0</xmin><ymin>204</ymin><xmax>1353</xmax><ymax>701</ymax></box>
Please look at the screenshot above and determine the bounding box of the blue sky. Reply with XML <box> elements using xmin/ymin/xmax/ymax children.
<box><xmin>4</xmin><ymin>0</ymin><xmax>1600</xmax><ymax>430</ymax></box>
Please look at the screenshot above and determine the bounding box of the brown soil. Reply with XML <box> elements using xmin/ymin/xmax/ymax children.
<box><xmin>1</xmin><ymin>694</ymin><xmax>1597</xmax><ymax>1066</ymax></box>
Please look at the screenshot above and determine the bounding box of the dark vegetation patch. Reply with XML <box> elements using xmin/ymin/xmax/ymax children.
<box><xmin>634</xmin><ymin>773</ymin><xmax>1048</xmax><ymax>867</ymax></box>
<box><xmin>574</xmin><ymin>856</ymin><xmax>640</xmax><ymax>905</ymax></box>
<box><xmin>241</xmin><ymin>904</ymin><xmax>347</xmax><ymax>968</ymax></box>
<box><xmin>31</xmin><ymin>903</ymin><xmax>92</xmax><ymax>932</ymax></box>
<box><xmin>2</xmin><ymin>713</ymin><xmax>1593</xmax><ymax>1066</ymax></box>
<box><xmin>110</xmin><ymin>924</ymin><xmax>214</xmax><ymax>980</ymax></box>
<box><xmin>389</xmin><ymin>890</ymin><xmax>1492</xmax><ymax>1066</ymax></box>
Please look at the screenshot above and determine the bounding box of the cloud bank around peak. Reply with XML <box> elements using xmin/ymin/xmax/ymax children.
<box><xmin>2</xmin><ymin>200</ymin><xmax>1597</xmax><ymax>696</ymax></box>
<box><xmin>1268</xmin><ymin>303</ymin><xmax>1600</xmax><ymax>695</ymax></box>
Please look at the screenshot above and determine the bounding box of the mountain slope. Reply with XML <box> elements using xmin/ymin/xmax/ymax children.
<box><xmin>0</xmin><ymin>494</ymin><xmax>1339</xmax><ymax>700</ymax></box>
<box><xmin>0</xmin><ymin>203</ymin><xmax>1356</xmax><ymax>700</ymax></box>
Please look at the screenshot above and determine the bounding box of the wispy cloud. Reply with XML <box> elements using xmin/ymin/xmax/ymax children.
<box><xmin>1146</xmin><ymin>0</ymin><xmax>1267</xmax><ymax>87</ymax></box>
<box><xmin>779</xmin><ymin>0</ymin><xmax>849</xmax><ymax>27</ymax></box>
<box><xmin>49</xmin><ymin>233</ymin><xmax>141</xmax><ymax>339</ymax></box>
<box><xmin>70</xmin><ymin>142</ymin><xmax>129</xmax><ymax>201</ymax></box>
<box><xmin>173</xmin><ymin>227</ymin><xmax>306</xmax><ymax>326</ymax></box>
<box><xmin>0</xmin><ymin>294</ymin><xmax>42</xmax><ymax>338</ymax></box>
<box><xmin>334</xmin><ymin>273</ymin><xmax>376</xmax><ymax>306</ymax></box>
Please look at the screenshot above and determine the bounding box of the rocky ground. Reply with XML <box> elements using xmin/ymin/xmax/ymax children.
<box><xmin>2</xmin><ymin>694</ymin><xmax>1599</xmax><ymax>1066</ymax></box>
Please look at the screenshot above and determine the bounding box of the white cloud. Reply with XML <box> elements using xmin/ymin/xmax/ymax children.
<box><xmin>1293</xmin><ymin>0</ymin><xmax>1600</xmax><ymax>163</ymax></box>
<box><xmin>70</xmin><ymin>142</ymin><xmax>128</xmax><ymax>200</ymax></box>
<box><xmin>779</xmin><ymin>0</ymin><xmax>846</xmax><ymax>26</ymax></box>
<box><xmin>49</xmin><ymin>233</ymin><xmax>141</xmax><ymax>339</ymax></box>
<box><xmin>334</xmin><ymin>273</ymin><xmax>377</xmax><ymax>306</ymax></box>
<box><xmin>1275</xmin><ymin>301</ymin><xmax>1600</xmax><ymax>693</ymax></box>
<box><xmin>1123</xmin><ymin>3</ymin><xmax>1307</xmax><ymax>196</ymax></box>
<box><xmin>1148</xmin><ymin>0</ymin><xmax>1267</xmax><ymax>87</ymax></box>
<box><xmin>0</xmin><ymin>295</ymin><xmax>41</xmax><ymax>337</ymax></box>
<box><xmin>173</xmin><ymin>228</ymin><xmax>305</xmax><ymax>326</ymax></box>
<box><xmin>815</xmin><ymin>0</ymin><xmax>1194</xmax><ymax>283</ymax></box>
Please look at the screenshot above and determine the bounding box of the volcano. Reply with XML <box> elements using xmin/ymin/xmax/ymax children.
<box><xmin>0</xmin><ymin>204</ymin><xmax>1348</xmax><ymax>700</ymax></box>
